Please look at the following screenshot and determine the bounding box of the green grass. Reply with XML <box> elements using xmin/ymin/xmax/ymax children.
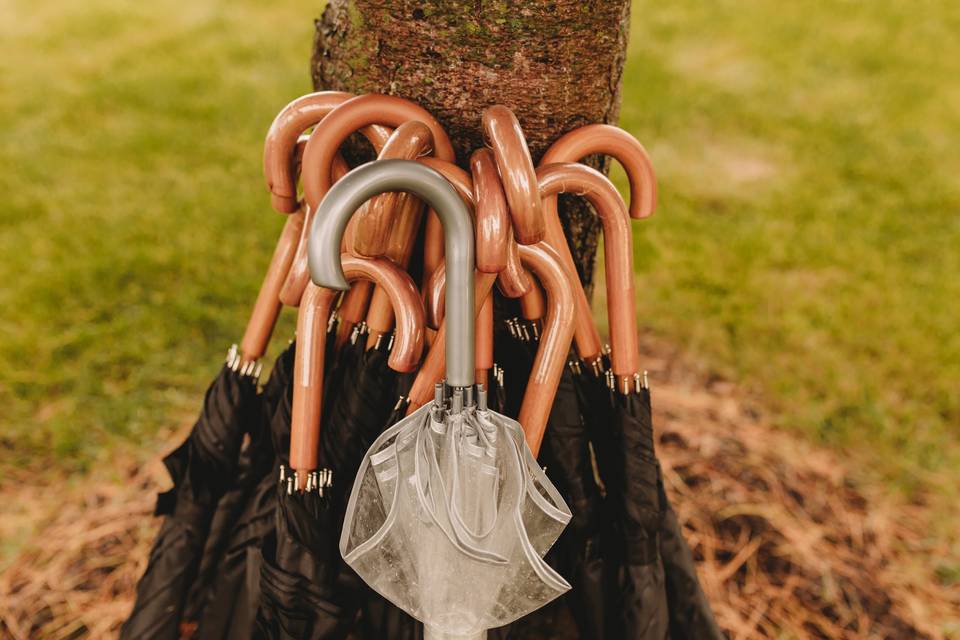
<box><xmin>618</xmin><ymin>1</ymin><xmax>960</xmax><ymax>499</ymax></box>
<box><xmin>1</xmin><ymin>0</ymin><xmax>957</xmax><ymax>521</ymax></box>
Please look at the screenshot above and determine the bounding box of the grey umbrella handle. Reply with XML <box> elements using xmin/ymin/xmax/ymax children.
<box><xmin>308</xmin><ymin>159</ymin><xmax>475</xmax><ymax>388</ymax></box>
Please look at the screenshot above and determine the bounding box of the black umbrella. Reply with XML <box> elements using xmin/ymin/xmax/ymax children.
<box><xmin>180</xmin><ymin>340</ymin><xmax>296</xmax><ymax>631</ymax></box>
<box><xmin>264</xmin><ymin>247</ymin><xmax>428</xmax><ymax>639</ymax></box>
<box><xmin>322</xmin><ymin>332</ymin><xmax>407</xmax><ymax>632</ymax></box>
<box><xmin>121</xmin><ymin>346</ymin><xmax>262</xmax><ymax>640</ymax></box>
<box><xmin>253</xmin><ymin>468</ymin><xmax>351</xmax><ymax>640</ymax></box>
<box><xmin>537</xmin><ymin>364</ymin><xmax>608</xmax><ymax>638</ymax></box>
<box><xmin>191</xmin><ymin>343</ymin><xmax>297</xmax><ymax>639</ymax></box>
<box><xmin>194</xmin><ymin>318</ymin><xmax>371</xmax><ymax>639</ymax></box>
<box><xmin>488</xmin><ymin>317</ymin><xmax>610</xmax><ymax>640</ymax></box>
<box><xmin>599</xmin><ymin>373</ymin><xmax>670</xmax><ymax>639</ymax></box>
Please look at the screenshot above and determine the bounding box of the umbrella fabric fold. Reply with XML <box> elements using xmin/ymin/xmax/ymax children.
<box><xmin>604</xmin><ymin>384</ymin><xmax>669</xmax><ymax>639</ymax></box>
<box><xmin>122</xmin><ymin>347</ymin><xmax>261</xmax><ymax>640</ymax></box>
<box><xmin>321</xmin><ymin>335</ymin><xmax>401</xmax><ymax>509</ymax></box>
<box><xmin>181</xmin><ymin>341</ymin><xmax>297</xmax><ymax>632</ymax></box>
<box><xmin>537</xmin><ymin>366</ymin><xmax>607</xmax><ymax>638</ymax></box>
<box><xmin>193</xmin><ymin>343</ymin><xmax>299</xmax><ymax>639</ymax></box>
<box><xmin>254</xmin><ymin>475</ymin><xmax>352</xmax><ymax>640</ymax></box>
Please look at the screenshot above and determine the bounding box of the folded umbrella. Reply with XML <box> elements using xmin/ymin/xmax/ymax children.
<box><xmin>121</xmin><ymin>346</ymin><xmax>262</xmax><ymax>640</ymax></box>
<box><xmin>192</xmin><ymin>352</ymin><xmax>295</xmax><ymax>639</ymax></box>
<box><xmin>181</xmin><ymin>340</ymin><xmax>297</xmax><ymax>632</ymax></box>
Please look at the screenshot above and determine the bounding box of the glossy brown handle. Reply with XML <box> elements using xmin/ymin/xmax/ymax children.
<box><xmin>302</xmin><ymin>94</ymin><xmax>455</xmax><ymax>211</ymax></box>
<box><xmin>496</xmin><ymin>231</ymin><xmax>533</xmax><ymax>298</ymax></box>
<box><xmin>482</xmin><ymin>105</ymin><xmax>544</xmax><ymax>244</ymax></box>
<box><xmin>365</xmin><ymin>193</ymin><xmax>425</xmax><ymax>337</ymax></box>
<box><xmin>278</xmin><ymin>152</ymin><xmax>359</xmax><ymax>307</ymax></box>
<box><xmin>407</xmin><ymin>273</ymin><xmax>497</xmax><ymax>411</ymax></box>
<box><xmin>470</xmin><ymin>148</ymin><xmax>509</xmax><ymax>273</ymax></box>
<box><xmin>423</xmin><ymin>264</ymin><xmax>446</xmax><ymax>330</ymax></box>
<box><xmin>537</xmin><ymin>162</ymin><xmax>638</xmax><ymax>377</ymax></box>
<box><xmin>289</xmin><ymin>283</ymin><xmax>337</xmax><ymax>477</ymax></box>
<box><xmin>353</xmin><ymin>121</ymin><xmax>434</xmax><ymax>257</ymax></box>
<box><xmin>239</xmin><ymin>211</ymin><xmax>305</xmax><ymax>362</ymax></box>
<box><xmin>290</xmin><ymin>255</ymin><xmax>426</xmax><ymax>475</ymax></box>
<box><xmin>540</xmin><ymin>123</ymin><xmax>656</xmax><ymax>220</ymax></box>
<box><xmin>263</xmin><ymin>91</ymin><xmax>392</xmax><ymax>213</ymax></box>
<box><xmin>519</xmin><ymin>279</ymin><xmax>546</xmax><ymax>322</ymax></box>
<box><xmin>516</xmin><ymin>243</ymin><xmax>575</xmax><ymax>457</ymax></box>
<box><xmin>417</xmin><ymin>157</ymin><xmax>475</xmax><ymax>283</ymax></box>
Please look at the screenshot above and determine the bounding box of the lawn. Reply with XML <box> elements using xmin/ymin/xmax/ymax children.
<box><xmin>1</xmin><ymin>0</ymin><xmax>957</xmax><ymax>523</ymax></box>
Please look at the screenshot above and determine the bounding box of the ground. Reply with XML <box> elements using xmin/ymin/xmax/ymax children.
<box><xmin>1</xmin><ymin>0</ymin><xmax>959</xmax><ymax>636</ymax></box>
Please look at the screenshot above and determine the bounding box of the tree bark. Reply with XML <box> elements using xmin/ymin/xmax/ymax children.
<box><xmin>311</xmin><ymin>0</ymin><xmax>631</xmax><ymax>289</ymax></box>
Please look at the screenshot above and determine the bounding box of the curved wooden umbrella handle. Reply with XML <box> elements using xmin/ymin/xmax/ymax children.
<box><xmin>476</xmin><ymin>295</ymin><xmax>494</xmax><ymax>387</ymax></box>
<box><xmin>496</xmin><ymin>230</ymin><xmax>533</xmax><ymax>298</ymax></box>
<box><xmin>423</xmin><ymin>264</ymin><xmax>447</xmax><ymax>330</ymax></box>
<box><xmin>482</xmin><ymin>105</ymin><xmax>545</xmax><ymax>244</ymax></box>
<box><xmin>470</xmin><ymin>148</ymin><xmax>509</xmax><ymax>273</ymax></box>
<box><xmin>263</xmin><ymin>91</ymin><xmax>391</xmax><ymax>213</ymax></box>
<box><xmin>353</xmin><ymin>121</ymin><xmax>434</xmax><ymax>257</ymax></box>
<box><xmin>537</xmin><ymin>162</ymin><xmax>638</xmax><ymax>379</ymax></box>
<box><xmin>416</xmin><ymin>157</ymin><xmax>475</xmax><ymax>286</ymax></box>
<box><xmin>239</xmin><ymin>137</ymin><xmax>352</xmax><ymax>363</ymax></box>
<box><xmin>279</xmin><ymin>154</ymin><xmax>356</xmax><ymax>307</ymax></box>
<box><xmin>290</xmin><ymin>255</ymin><xmax>425</xmax><ymax>479</ymax></box>
<box><xmin>540</xmin><ymin>123</ymin><xmax>656</xmax><ymax>220</ymax></box>
<box><xmin>516</xmin><ymin>242</ymin><xmax>576</xmax><ymax>456</ymax></box>
<box><xmin>284</xmin><ymin>94</ymin><xmax>455</xmax><ymax>308</ymax></box>
<box><xmin>238</xmin><ymin>211</ymin><xmax>305</xmax><ymax>362</ymax></box>
<box><xmin>519</xmin><ymin>277</ymin><xmax>546</xmax><ymax>323</ymax></box>
<box><xmin>364</xmin><ymin>193</ymin><xmax>425</xmax><ymax>341</ymax></box>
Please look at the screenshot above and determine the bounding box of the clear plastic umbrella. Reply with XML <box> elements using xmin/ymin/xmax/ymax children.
<box><xmin>308</xmin><ymin>159</ymin><xmax>572</xmax><ymax>639</ymax></box>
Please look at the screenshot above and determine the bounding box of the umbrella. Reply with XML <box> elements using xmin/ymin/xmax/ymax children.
<box><xmin>531</xmin><ymin>159</ymin><xmax>666</xmax><ymax>637</ymax></box>
<box><xmin>123</xmin><ymin>97</ymin><xmax>375</xmax><ymax>638</ymax></box>
<box><xmin>180</xmin><ymin>340</ymin><xmax>296</xmax><ymax>632</ymax></box>
<box><xmin>538</xmin><ymin>122</ymin><xmax>720</xmax><ymax>636</ymax></box>
<box><xmin>255</xmin><ymin>253</ymin><xmax>425</xmax><ymax>639</ymax></box>
<box><xmin>482</xmin><ymin>105</ymin><xmax>545</xmax><ymax>244</ymax></box>
<box><xmin>191</xmin><ymin>343</ymin><xmax>299</xmax><ymax>639</ymax></box>
<box><xmin>309</xmin><ymin>159</ymin><xmax>571</xmax><ymax>638</ymax></box>
<box><xmin>121</xmin><ymin>346</ymin><xmax>262</xmax><ymax>640</ymax></box>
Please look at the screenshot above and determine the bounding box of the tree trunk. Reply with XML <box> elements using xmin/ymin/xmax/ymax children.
<box><xmin>311</xmin><ymin>0</ymin><xmax>631</xmax><ymax>289</ymax></box>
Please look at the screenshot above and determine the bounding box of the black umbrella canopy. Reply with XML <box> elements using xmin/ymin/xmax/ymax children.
<box><xmin>320</xmin><ymin>333</ymin><xmax>406</xmax><ymax>632</ymax></box>
<box><xmin>320</xmin><ymin>332</ymin><xmax>401</xmax><ymax>509</ymax></box>
<box><xmin>491</xmin><ymin>320</ymin><xmax>608</xmax><ymax>639</ymax></box>
<box><xmin>181</xmin><ymin>341</ymin><xmax>297</xmax><ymax>632</ymax></box>
<box><xmin>580</xmin><ymin>367</ymin><xmax>720</xmax><ymax>639</ymax></box>
<box><xmin>193</xmin><ymin>342</ymin><xmax>300</xmax><ymax>639</ymax></box>
<box><xmin>254</xmin><ymin>471</ymin><xmax>352</xmax><ymax>640</ymax></box>
<box><xmin>537</xmin><ymin>364</ymin><xmax>607</xmax><ymax>638</ymax></box>
<box><xmin>658</xmin><ymin>490</ymin><xmax>724</xmax><ymax>640</ymax></box>
<box><xmin>122</xmin><ymin>346</ymin><xmax>262</xmax><ymax>640</ymax></box>
<box><xmin>602</xmin><ymin>378</ymin><xmax>670</xmax><ymax>639</ymax></box>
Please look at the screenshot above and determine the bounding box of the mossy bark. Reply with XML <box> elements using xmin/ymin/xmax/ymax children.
<box><xmin>312</xmin><ymin>0</ymin><xmax>631</xmax><ymax>289</ymax></box>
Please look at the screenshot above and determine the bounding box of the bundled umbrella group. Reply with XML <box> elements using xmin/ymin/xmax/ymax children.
<box><xmin>123</xmin><ymin>92</ymin><xmax>723</xmax><ymax>640</ymax></box>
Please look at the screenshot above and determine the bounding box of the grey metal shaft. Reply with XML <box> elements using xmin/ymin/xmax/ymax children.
<box><xmin>308</xmin><ymin>159</ymin><xmax>475</xmax><ymax>387</ymax></box>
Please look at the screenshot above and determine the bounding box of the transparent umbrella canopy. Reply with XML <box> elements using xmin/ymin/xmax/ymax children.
<box><xmin>309</xmin><ymin>159</ymin><xmax>572</xmax><ymax>640</ymax></box>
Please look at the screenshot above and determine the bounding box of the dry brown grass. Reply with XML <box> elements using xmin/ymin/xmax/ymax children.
<box><xmin>1</xmin><ymin>343</ymin><xmax>957</xmax><ymax>639</ymax></box>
